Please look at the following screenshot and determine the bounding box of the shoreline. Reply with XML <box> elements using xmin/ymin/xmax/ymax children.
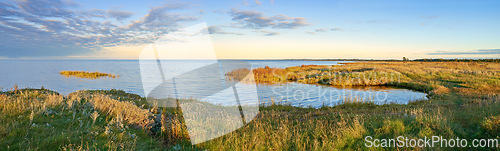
<box><xmin>1</xmin><ymin>58</ymin><xmax>498</xmax><ymax>62</ymax></box>
<box><xmin>1</xmin><ymin>60</ymin><xmax>499</xmax><ymax>150</ymax></box>
<box><xmin>1</xmin><ymin>84</ymin><xmax>499</xmax><ymax>150</ymax></box>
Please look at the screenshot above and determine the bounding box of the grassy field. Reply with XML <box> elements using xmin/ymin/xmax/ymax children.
<box><xmin>1</xmin><ymin>61</ymin><xmax>500</xmax><ymax>150</ymax></box>
<box><xmin>228</xmin><ymin>61</ymin><xmax>499</xmax><ymax>95</ymax></box>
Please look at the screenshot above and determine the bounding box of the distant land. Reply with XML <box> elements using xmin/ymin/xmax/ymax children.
<box><xmin>284</xmin><ymin>58</ymin><xmax>500</xmax><ymax>62</ymax></box>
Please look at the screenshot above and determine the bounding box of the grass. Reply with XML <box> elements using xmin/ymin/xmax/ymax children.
<box><xmin>60</xmin><ymin>71</ymin><xmax>118</xmax><ymax>79</ymax></box>
<box><xmin>198</xmin><ymin>96</ymin><xmax>500</xmax><ymax>150</ymax></box>
<box><xmin>227</xmin><ymin>61</ymin><xmax>500</xmax><ymax>95</ymax></box>
<box><xmin>1</xmin><ymin>61</ymin><xmax>500</xmax><ymax>150</ymax></box>
<box><xmin>0</xmin><ymin>88</ymin><xmax>164</xmax><ymax>150</ymax></box>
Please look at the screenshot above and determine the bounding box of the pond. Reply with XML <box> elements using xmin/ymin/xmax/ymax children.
<box><xmin>257</xmin><ymin>83</ymin><xmax>427</xmax><ymax>108</ymax></box>
<box><xmin>0</xmin><ymin>60</ymin><xmax>427</xmax><ymax>108</ymax></box>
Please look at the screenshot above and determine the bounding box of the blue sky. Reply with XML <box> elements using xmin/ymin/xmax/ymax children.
<box><xmin>0</xmin><ymin>0</ymin><xmax>499</xmax><ymax>59</ymax></box>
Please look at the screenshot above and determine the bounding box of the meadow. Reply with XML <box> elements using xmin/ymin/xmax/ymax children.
<box><xmin>1</xmin><ymin>61</ymin><xmax>500</xmax><ymax>150</ymax></box>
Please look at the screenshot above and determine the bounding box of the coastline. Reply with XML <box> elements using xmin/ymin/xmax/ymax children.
<box><xmin>1</xmin><ymin>60</ymin><xmax>499</xmax><ymax>150</ymax></box>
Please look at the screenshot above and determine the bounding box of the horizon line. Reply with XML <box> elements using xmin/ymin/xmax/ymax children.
<box><xmin>0</xmin><ymin>57</ymin><xmax>499</xmax><ymax>61</ymax></box>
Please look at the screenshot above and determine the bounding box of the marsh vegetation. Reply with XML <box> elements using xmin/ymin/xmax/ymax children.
<box><xmin>228</xmin><ymin>61</ymin><xmax>500</xmax><ymax>95</ymax></box>
<box><xmin>1</xmin><ymin>61</ymin><xmax>499</xmax><ymax>150</ymax></box>
<box><xmin>60</xmin><ymin>71</ymin><xmax>118</xmax><ymax>79</ymax></box>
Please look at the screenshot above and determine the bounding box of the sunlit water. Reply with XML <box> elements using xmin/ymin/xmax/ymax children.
<box><xmin>0</xmin><ymin>60</ymin><xmax>427</xmax><ymax>108</ymax></box>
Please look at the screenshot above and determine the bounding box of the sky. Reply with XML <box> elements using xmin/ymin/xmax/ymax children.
<box><xmin>0</xmin><ymin>0</ymin><xmax>499</xmax><ymax>60</ymax></box>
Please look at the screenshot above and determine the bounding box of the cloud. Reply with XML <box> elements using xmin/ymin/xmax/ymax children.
<box><xmin>306</xmin><ymin>31</ymin><xmax>315</xmax><ymax>34</ymax></box>
<box><xmin>255</xmin><ymin>30</ymin><xmax>279</xmax><ymax>36</ymax></box>
<box><xmin>427</xmin><ymin>49</ymin><xmax>500</xmax><ymax>55</ymax></box>
<box><xmin>106</xmin><ymin>10</ymin><xmax>133</xmax><ymax>20</ymax></box>
<box><xmin>207</xmin><ymin>26</ymin><xmax>243</xmax><ymax>35</ymax></box>
<box><xmin>242</xmin><ymin>0</ymin><xmax>249</xmax><ymax>6</ymax></box>
<box><xmin>229</xmin><ymin>8</ymin><xmax>310</xmax><ymax>29</ymax></box>
<box><xmin>255</xmin><ymin>0</ymin><xmax>261</xmax><ymax>5</ymax></box>
<box><xmin>315</xmin><ymin>28</ymin><xmax>327</xmax><ymax>32</ymax></box>
<box><xmin>306</xmin><ymin>27</ymin><xmax>343</xmax><ymax>34</ymax></box>
<box><xmin>330</xmin><ymin>28</ymin><xmax>343</xmax><ymax>31</ymax></box>
<box><xmin>0</xmin><ymin>0</ymin><xmax>198</xmax><ymax>58</ymax></box>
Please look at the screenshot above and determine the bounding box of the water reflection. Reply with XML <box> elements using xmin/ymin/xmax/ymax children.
<box><xmin>0</xmin><ymin>60</ymin><xmax>428</xmax><ymax>109</ymax></box>
<box><xmin>256</xmin><ymin>83</ymin><xmax>428</xmax><ymax>108</ymax></box>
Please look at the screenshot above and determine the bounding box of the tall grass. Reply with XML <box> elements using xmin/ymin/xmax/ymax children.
<box><xmin>2</xmin><ymin>61</ymin><xmax>500</xmax><ymax>150</ymax></box>
<box><xmin>68</xmin><ymin>91</ymin><xmax>154</xmax><ymax>129</ymax></box>
<box><xmin>197</xmin><ymin>94</ymin><xmax>500</xmax><ymax>150</ymax></box>
<box><xmin>227</xmin><ymin>61</ymin><xmax>500</xmax><ymax>96</ymax></box>
<box><xmin>0</xmin><ymin>88</ymin><xmax>164</xmax><ymax>150</ymax></box>
<box><xmin>2</xmin><ymin>86</ymin><xmax>500</xmax><ymax>150</ymax></box>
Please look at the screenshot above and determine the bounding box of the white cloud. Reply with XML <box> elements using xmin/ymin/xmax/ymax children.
<box><xmin>255</xmin><ymin>0</ymin><xmax>261</xmax><ymax>5</ymax></box>
<box><xmin>229</xmin><ymin>8</ymin><xmax>310</xmax><ymax>29</ymax></box>
<box><xmin>254</xmin><ymin>30</ymin><xmax>279</xmax><ymax>36</ymax></box>
<box><xmin>208</xmin><ymin>26</ymin><xmax>243</xmax><ymax>35</ymax></box>
<box><xmin>0</xmin><ymin>0</ymin><xmax>198</xmax><ymax>57</ymax></box>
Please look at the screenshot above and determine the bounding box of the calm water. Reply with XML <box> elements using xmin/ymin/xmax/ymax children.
<box><xmin>0</xmin><ymin>60</ymin><xmax>427</xmax><ymax>108</ymax></box>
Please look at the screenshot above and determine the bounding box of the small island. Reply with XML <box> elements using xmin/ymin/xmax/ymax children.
<box><xmin>60</xmin><ymin>71</ymin><xmax>118</xmax><ymax>79</ymax></box>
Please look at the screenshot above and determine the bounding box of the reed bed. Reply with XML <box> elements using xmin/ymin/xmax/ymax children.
<box><xmin>60</xmin><ymin>71</ymin><xmax>118</xmax><ymax>79</ymax></box>
<box><xmin>227</xmin><ymin>61</ymin><xmax>500</xmax><ymax>95</ymax></box>
<box><xmin>1</xmin><ymin>61</ymin><xmax>500</xmax><ymax>150</ymax></box>
<box><xmin>68</xmin><ymin>91</ymin><xmax>154</xmax><ymax>129</ymax></box>
<box><xmin>2</xmin><ymin>85</ymin><xmax>500</xmax><ymax>150</ymax></box>
<box><xmin>0</xmin><ymin>88</ymin><xmax>163</xmax><ymax>150</ymax></box>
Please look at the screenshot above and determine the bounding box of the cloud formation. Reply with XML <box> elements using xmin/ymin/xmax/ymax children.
<box><xmin>208</xmin><ymin>26</ymin><xmax>243</xmax><ymax>35</ymax></box>
<box><xmin>255</xmin><ymin>30</ymin><xmax>279</xmax><ymax>36</ymax></box>
<box><xmin>427</xmin><ymin>49</ymin><xmax>500</xmax><ymax>55</ymax></box>
<box><xmin>315</xmin><ymin>28</ymin><xmax>328</xmax><ymax>32</ymax></box>
<box><xmin>307</xmin><ymin>28</ymin><xmax>343</xmax><ymax>34</ymax></box>
<box><xmin>229</xmin><ymin>8</ymin><xmax>310</xmax><ymax>29</ymax></box>
<box><xmin>254</xmin><ymin>0</ymin><xmax>261</xmax><ymax>5</ymax></box>
<box><xmin>330</xmin><ymin>28</ymin><xmax>343</xmax><ymax>31</ymax></box>
<box><xmin>0</xmin><ymin>0</ymin><xmax>198</xmax><ymax>58</ymax></box>
<box><xmin>106</xmin><ymin>10</ymin><xmax>134</xmax><ymax>21</ymax></box>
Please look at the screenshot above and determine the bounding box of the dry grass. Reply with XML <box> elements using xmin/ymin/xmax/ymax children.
<box><xmin>227</xmin><ymin>61</ymin><xmax>500</xmax><ymax>95</ymax></box>
<box><xmin>68</xmin><ymin>91</ymin><xmax>154</xmax><ymax>129</ymax></box>
<box><xmin>2</xmin><ymin>61</ymin><xmax>500</xmax><ymax>150</ymax></box>
<box><xmin>0</xmin><ymin>89</ymin><xmax>63</xmax><ymax>116</ymax></box>
<box><xmin>60</xmin><ymin>71</ymin><xmax>118</xmax><ymax>79</ymax></box>
<box><xmin>0</xmin><ymin>88</ymin><xmax>164</xmax><ymax>150</ymax></box>
<box><xmin>196</xmin><ymin>94</ymin><xmax>500</xmax><ymax>150</ymax></box>
<box><xmin>482</xmin><ymin>115</ymin><xmax>500</xmax><ymax>135</ymax></box>
<box><xmin>213</xmin><ymin>61</ymin><xmax>500</xmax><ymax>150</ymax></box>
<box><xmin>2</xmin><ymin>84</ymin><xmax>500</xmax><ymax>150</ymax></box>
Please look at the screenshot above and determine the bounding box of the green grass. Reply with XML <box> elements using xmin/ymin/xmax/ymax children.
<box><xmin>0</xmin><ymin>89</ymin><xmax>165</xmax><ymax>150</ymax></box>
<box><xmin>2</xmin><ymin>88</ymin><xmax>499</xmax><ymax>150</ymax></box>
<box><xmin>200</xmin><ymin>95</ymin><xmax>500</xmax><ymax>150</ymax></box>
<box><xmin>228</xmin><ymin>61</ymin><xmax>500</xmax><ymax>96</ymax></box>
<box><xmin>2</xmin><ymin>61</ymin><xmax>500</xmax><ymax>150</ymax></box>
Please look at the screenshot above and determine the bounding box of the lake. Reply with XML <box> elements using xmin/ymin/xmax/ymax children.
<box><xmin>0</xmin><ymin>60</ymin><xmax>427</xmax><ymax>108</ymax></box>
